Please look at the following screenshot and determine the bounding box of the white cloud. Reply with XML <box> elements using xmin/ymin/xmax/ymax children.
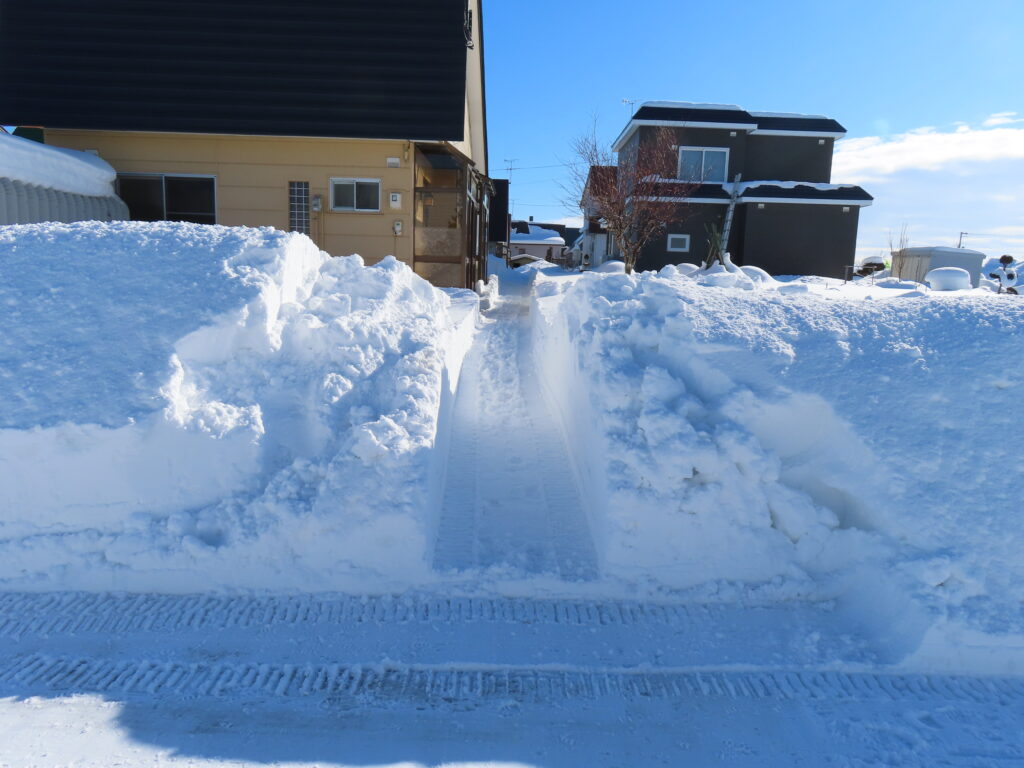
<box><xmin>544</xmin><ymin>215</ymin><xmax>584</xmax><ymax>228</ymax></box>
<box><xmin>834</xmin><ymin>124</ymin><xmax>1024</xmax><ymax>184</ymax></box>
<box><xmin>982</xmin><ymin>111</ymin><xmax>1023</xmax><ymax>127</ymax></box>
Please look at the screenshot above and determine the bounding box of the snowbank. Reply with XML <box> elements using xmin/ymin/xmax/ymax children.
<box><xmin>530</xmin><ymin>267</ymin><xmax>1024</xmax><ymax>633</ymax></box>
<box><xmin>0</xmin><ymin>221</ymin><xmax>474</xmax><ymax>592</ymax></box>
<box><xmin>0</xmin><ymin>133</ymin><xmax>118</xmax><ymax>196</ymax></box>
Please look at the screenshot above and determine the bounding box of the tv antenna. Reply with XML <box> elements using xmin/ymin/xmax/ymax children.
<box><xmin>503</xmin><ymin>158</ymin><xmax>519</xmax><ymax>183</ymax></box>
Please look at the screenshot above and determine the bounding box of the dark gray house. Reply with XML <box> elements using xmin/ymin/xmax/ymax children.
<box><xmin>609</xmin><ymin>101</ymin><xmax>872</xmax><ymax>277</ymax></box>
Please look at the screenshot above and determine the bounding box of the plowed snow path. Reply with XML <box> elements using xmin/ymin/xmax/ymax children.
<box><xmin>433</xmin><ymin>292</ymin><xmax>598</xmax><ymax>578</ymax></box>
<box><xmin>2</xmin><ymin>593</ymin><xmax>1024</xmax><ymax>767</ymax></box>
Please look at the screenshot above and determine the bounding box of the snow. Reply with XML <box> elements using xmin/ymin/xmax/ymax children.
<box><xmin>926</xmin><ymin>266</ymin><xmax>972</xmax><ymax>290</ymax></box>
<box><xmin>0</xmin><ymin>133</ymin><xmax>118</xmax><ymax>196</ymax></box>
<box><xmin>0</xmin><ymin>221</ymin><xmax>473</xmax><ymax>591</ymax></box>
<box><xmin>733</xmin><ymin>179</ymin><xmax>860</xmax><ymax>192</ymax></box>
<box><xmin>530</xmin><ymin>265</ymin><xmax>1024</xmax><ymax>653</ymax></box>
<box><xmin>510</xmin><ymin>224</ymin><xmax>565</xmax><ymax>245</ymax></box>
<box><xmin>3</xmin><ymin>225</ymin><xmax>1024</xmax><ymax>764</ymax></box>
<box><xmin>640</xmin><ymin>100</ymin><xmax>745</xmax><ymax>111</ymax></box>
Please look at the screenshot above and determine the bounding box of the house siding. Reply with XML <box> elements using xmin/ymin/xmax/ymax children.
<box><xmin>640</xmin><ymin>126</ymin><xmax>747</xmax><ymax>182</ymax></box>
<box><xmin>744</xmin><ymin>135</ymin><xmax>833</xmax><ymax>183</ymax></box>
<box><xmin>739</xmin><ymin>202</ymin><xmax>860</xmax><ymax>278</ymax></box>
<box><xmin>46</xmin><ymin>130</ymin><xmax>416</xmax><ymax>266</ymax></box>
<box><xmin>635</xmin><ymin>204</ymin><xmax>725</xmax><ymax>273</ymax></box>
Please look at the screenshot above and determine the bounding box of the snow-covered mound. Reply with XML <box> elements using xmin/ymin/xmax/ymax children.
<box><xmin>531</xmin><ymin>268</ymin><xmax>1024</xmax><ymax>628</ymax></box>
<box><xmin>0</xmin><ymin>221</ymin><xmax>472</xmax><ymax>591</ymax></box>
<box><xmin>0</xmin><ymin>132</ymin><xmax>118</xmax><ymax>196</ymax></box>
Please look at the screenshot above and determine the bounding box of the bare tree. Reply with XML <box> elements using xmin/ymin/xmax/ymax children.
<box><xmin>888</xmin><ymin>222</ymin><xmax>910</xmax><ymax>264</ymax></box>
<box><xmin>565</xmin><ymin>124</ymin><xmax>697</xmax><ymax>273</ymax></box>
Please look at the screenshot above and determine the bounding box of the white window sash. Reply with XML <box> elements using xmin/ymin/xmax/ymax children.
<box><xmin>677</xmin><ymin>146</ymin><xmax>729</xmax><ymax>184</ymax></box>
<box><xmin>330</xmin><ymin>177</ymin><xmax>381</xmax><ymax>212</ymax></box>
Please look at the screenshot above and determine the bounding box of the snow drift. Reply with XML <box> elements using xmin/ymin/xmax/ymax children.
<box><xmin>0</xmin><ymin>221</ymin><xmax>473</xmax><ymax>591</ymax></box>
<box><xmin>530</xmin><ymin>266</ymin><xmax>1024</xmax><ymax>634</ymax></box>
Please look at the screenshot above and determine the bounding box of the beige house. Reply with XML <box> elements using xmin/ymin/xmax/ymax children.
<box><xmin>3</xmin><ymin>1</ymin><xmax>492</xmax><ymax>289</ymax></box>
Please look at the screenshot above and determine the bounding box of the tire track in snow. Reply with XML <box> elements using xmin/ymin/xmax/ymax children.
<box><xmin>0</xmin><ymin>592</ymin><xmax>718</xmax><ymax>638</ymax></box>
<box><xmin>3</xmin><ymin>653</ymin><xmax>1022</xmax><ymax>706</ymax></box>
<box><xmin>432</xmin><ymin>295</ymin><xmax>598</xmax><ymax>578</ymax></box>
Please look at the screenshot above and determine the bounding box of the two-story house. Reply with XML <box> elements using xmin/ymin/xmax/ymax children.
<box><xmin>583</xmin><ymin>101</ymin><xmax>872</xmax><ymax>277</ymax></box>
<box><xmin>0</xmin><ymin>0</ymin><xmax>495</xmax><ymax>289</ymax></box>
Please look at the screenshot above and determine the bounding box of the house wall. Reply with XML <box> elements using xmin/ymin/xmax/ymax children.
<box><xmin>636</xmin><ymin>126</ymin><xmax>833</xmax><ymax>184</ymax></box>
<box><xmin>744</xmin><ymin>135</ymin><xmax>833</xmax><ymax>182</ymax></box>
<box><xmin>449</xmin><ymin>0</ymin><xmax>487</xmax><ymax>175</ymax></box>
<box><xmin>639</xmin><ymin>126</ymin><xmax>748</xmax><ymax>181</ymax></box>
<box><xmin>45</xmin><ymin>129</ymin><xmax>415</xmax><ymax>265</ymax></box>
<box><xmin>740</xmin><ymin>202</ymin><xmax>860</xmax><ymax>278</ymax></box>
<box><xmin>635</xmin><ymin>204</ymin><xmax>727</xmax><ymax>273</ymax></box>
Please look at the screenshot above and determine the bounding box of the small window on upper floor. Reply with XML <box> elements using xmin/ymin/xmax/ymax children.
<box><xmin>678</xmin><ymin>147</ymin><xmax>728</xmax><ymax>184</ymax></box>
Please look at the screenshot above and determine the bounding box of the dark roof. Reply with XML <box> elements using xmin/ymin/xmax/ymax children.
<box><xmin>741</xmin><ymin>184</ymin><xmax>872</xmax><ymax>202</ymax></box>
<box><xmin>584</xmin><ymin>165</ymin><xmax>617</xmax><ymax>191</ymax></box>
<box><xmin>630</xmin><ymin>104</ymin><xmax>846</xmax><ymax>135</ymax></box>
<box><xmin>649</xmin><ymin>182</ymin><xmax>731</xmax><ymax>199</ymax></box>
<box><xmin>634</xmin><ymin>105</ymin><xmax>756</xmax><ymax>126</ymax></box>
<box><xmin>750</xmin><ymin>115</ymin><xmax>846</xmax><ymax>134</ymax></box>
<box><xmin>0</xmin><ymin>0</ymin><xmax>469</xmax><ymax>141</ymax></box>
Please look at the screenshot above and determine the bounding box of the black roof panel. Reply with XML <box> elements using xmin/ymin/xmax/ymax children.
<box><xmin>631</xmin><ymin>104</ymin><xmax>846</xmax><ymax>135</ymax></box>
<box><xmin>0</xmin><ymin>0</ymin><xmax>468</xmax><ymax>140</ymax></box>
<box><xmin>634</xmin><ymin>105</ymin><xmax>757</xmax><ymax>126</ymax></box>
<box><xmin>752</xmin><ymin>115</ymin><xmax>846</xmax><ymax>133</ymax></box>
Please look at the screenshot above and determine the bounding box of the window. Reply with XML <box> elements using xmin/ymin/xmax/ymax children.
<box><xmin>116</xmin><ymin>174</ymin><xmax>216</xmax><ymax>224</ymax></box>
<box><xmin>330</xmin><ymin>178</ymin><xmax>381</xmax><ymax>212</ymax></box>
<box><xmin>677</xmin><ymin>147</ymin><xmax>729</xmax><ymax>183</ymax></box>
<box><xmin>667</xmin><ymin>234</ymin><xmax>690</xmax><ymax>253</ymax></box>
<box><xmin>289</xmin><ymin>181</ymin><xmax>310</xmax><ymax>234</ymax></box>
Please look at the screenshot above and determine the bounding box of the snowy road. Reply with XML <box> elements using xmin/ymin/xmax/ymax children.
<box><xmin>433</xmin><ymin>283</ymin><xmax>598</xmax><ymax>579</ymax></box>
<box><xmin>2</xmin><ymin>592</ymin><xmax>1024</xmax><ymax>766</ymax></box>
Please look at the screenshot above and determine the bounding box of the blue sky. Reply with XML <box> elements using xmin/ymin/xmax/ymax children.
<box><xmin>484</xmin><ymin>0</ymin><xmax>1024</xmax><ymax>260</ymax></box>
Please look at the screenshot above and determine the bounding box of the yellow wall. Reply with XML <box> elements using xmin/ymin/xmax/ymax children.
<box><xmin>45</xmin><ymin>130</ymin><xmax>416</xmax><ymax>265</ymax></box>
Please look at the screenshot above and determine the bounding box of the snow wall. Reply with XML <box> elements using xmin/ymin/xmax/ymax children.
<box><xmin>530</xmin><ymin>267</ymin><xmax>1024</xmax><ymax>637</ymax></box>
<box><xmin>0</xmin><ymin>222</ymin><xmax>476</xmax><ymax>592</ymax></box>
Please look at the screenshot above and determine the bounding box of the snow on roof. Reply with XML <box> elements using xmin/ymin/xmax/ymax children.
<box><xmin>733</xmin><ymin>180</ymin><xmax>859</xmax><ymax>193</ymax></box>
<box><xmin>511</xmin><ymin>224</ymin><xmax>565</xmax><ymax>245</ymax></box>
<box><xmin>0</xmin><ymin>132</ymin><xmax>118</xmax><ymax>197</ymax></box>
<box><xmin>639</xmin><ymin>100</ymin><xmax>744</xmax><ymax>111</ymax></box>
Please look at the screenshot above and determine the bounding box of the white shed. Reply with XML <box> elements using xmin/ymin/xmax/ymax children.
<box><xmin>892</xmin><ymin>246</ymin><xmax>986</xmax><ymax>288</ymax></box>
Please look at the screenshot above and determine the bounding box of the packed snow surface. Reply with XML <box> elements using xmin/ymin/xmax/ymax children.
<box><xmin>0</xmin><ymin>221</ymin><xmax>472</xmax><ymax>591</ymax></box>
<box><xmin>0</xmin><ymin>133</ymin><xmax>118</xmax><ymax>196</ymax></box>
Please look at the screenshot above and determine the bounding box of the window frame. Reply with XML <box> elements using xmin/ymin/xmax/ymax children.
<box><xmin>329</xmin><ymin>177</ymin><xmax>382</xmax><ymax>213</ymax></box>
<box><xmin>115</xmin><ymin>172</ymin><xmax>217</xmax><ymax>224</ymax></box>
<box><xmin>677</xmin><ymin>146</ymin><xmax>730</xmax><ymax>184</ymax></box>
<box><xmin>667</xmin><ymin>234</ymin><xmax>691</xmax><ymax>253</ymax></box>
<box><xmin>288</xmin><ymin>181</ymin><xmax>311</xmax><ymax>235</ymax></box>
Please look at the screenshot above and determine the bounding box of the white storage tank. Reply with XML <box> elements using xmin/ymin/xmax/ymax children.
<box><xmin>892</xmin><ymin>246</ymin><xmax>985</xmax><ymax>287</ymax></box>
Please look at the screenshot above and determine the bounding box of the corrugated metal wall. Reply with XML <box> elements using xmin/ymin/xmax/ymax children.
<box><xmin>0</xmin><ymin>177</ymin><xmax>129</xmax><ymax>225</ymax></box>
